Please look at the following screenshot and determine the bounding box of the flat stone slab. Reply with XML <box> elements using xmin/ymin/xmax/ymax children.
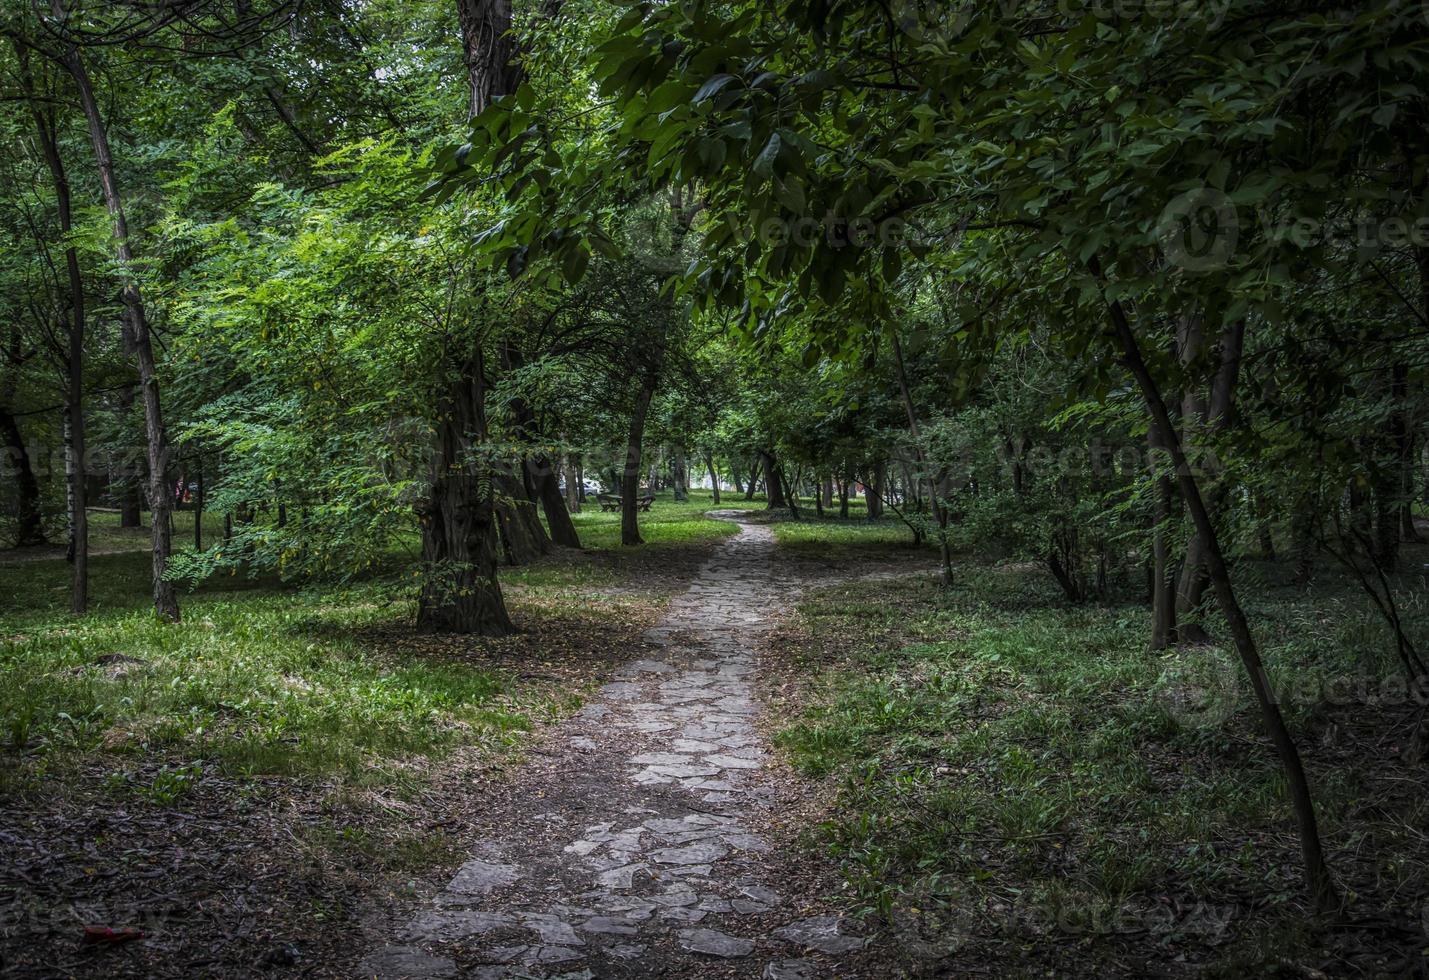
<box><xmin>649</xmin><ymin>840</ymin><xmax>729</xmax><ymax>865</ymax></box>
<box><xmin>774</xmin><ymin>915</ymin><xmax>866</xmax><ymax>954</ymax></box>
<box><xmin>448</xmin><ymin>859</ymin><xmax>519</xmax><ymax>896</ymax></box>
<box><xmin>403</xmin><ymin>910</ymin><xmax>513</xmax><ymax>941</ymax></box>
<box><xmin>678</xmin><ymin>928</ymin><xmax>755</xmax><ymax>958</ymax></box>
<box><xmin>359</xmin><ymin>946</ymin><xmax>457</xmax><ymax>978</ymax></box>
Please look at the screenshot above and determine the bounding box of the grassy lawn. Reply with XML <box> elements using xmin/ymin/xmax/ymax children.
<box><xmin>0</xmin><ymin>491</ymin><xmax>741</xmax><ymax>975</ymax></box>
<box><xmin>769</xmin><ymin>548</ymin><xmax>1429</xmax><ymax>976</ymax></box>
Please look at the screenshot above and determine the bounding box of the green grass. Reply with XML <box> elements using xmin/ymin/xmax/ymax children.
<box><xmin>0</xmin><ymin>491</ymin><xmax>744</xmax><ymax>799</ymax></box>
<box><xmin>569</xmin><ymin>489</ymin><xmax>761</xmax><ymax>549</ymax></box>
<box><xmin>0</xmin><ymin>577</ymin><xmax>537</xmax><ymax>797</ymax></box>
<box><xmin>773</xmin><ymin>552</ymin><xmax>1429</xmax><ymax>972</ymax></box>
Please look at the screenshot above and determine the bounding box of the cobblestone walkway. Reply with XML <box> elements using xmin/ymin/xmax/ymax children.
<box><xmin>360</xmin><ymin>513</ymin><xmax>865</xmax><ymax>979</ymax></box>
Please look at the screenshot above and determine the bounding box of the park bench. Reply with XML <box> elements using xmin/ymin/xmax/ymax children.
<box><xmin>596</xmin><ymin>493</ymin><xmax>655</xmax><ymax>512</ymax></box>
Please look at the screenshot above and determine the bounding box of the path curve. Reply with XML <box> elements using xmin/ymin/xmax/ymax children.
<box><xmin>360</xmin><ymin>512</ymin><xmax>864</xmax><ymax>979</ymax></box>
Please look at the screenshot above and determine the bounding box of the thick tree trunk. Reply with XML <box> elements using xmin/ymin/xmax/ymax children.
<box><xmin>1107</xmin><ymin>293</ymin><xmax>1335</xmax><ymax>911</ymax></box>
<box><xmin>416</xmin><ymin>353</ymin><xmax>511</xmax><ymax>634</ymax></box>
<box><xmin>500</xmin><ymin>345</ymin><xmax>580</xmax><ymax>549</ymax></box>
<box><xmin>760</xmin><ymin>451</ymin><xmax>786</xmax><ymax>508</ymax></box>
<box><xmin>494</xmin><ymin>467</ymin><xmax>550</xmax><ymax>564</ymax></box>
<box><xmin>622</xmin><ymin>381</ymin><xmax>654</xmax><ymax>546</ymax></box>
<box><xmin>59</xmin><ymin>12</ymin><xmax>178</xmax><ymax>620</ymax></box>
<box><xmin>455</xmin><ymin>0</ymin><xmax>524</xmax><ymax>118</ymax></box>
<box><xmin>822</xmin><ymin>474</ymin><xmax>834</xmax><ymax>509</ymax></box>
<box><xmin>0</xmin><ymin>407</ymin><xmax>45</xmax><ymax>547</ymax></box>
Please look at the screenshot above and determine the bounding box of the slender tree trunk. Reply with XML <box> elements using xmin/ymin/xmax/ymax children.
<box><xmin>890</xmin><ymin>330</ymin><xmax>951</xmax><ymax>583</ymax></box>
<box><xmin>115</xmin><ymin>392</ymin><xmax>142</xmax><ymax>528</ymax></box>
<box><xmin>731</xmin><ymin>464</ymin><xmax>744</xmax><ymax>495</ymax></box>
<box><xmin>194</xmin><ymin>467</ymin><xmax>204</xmax><ymax>551</ymax></box>
<box><xmin>822</xmin><ymin>474</ymin><xmax>834</xmax><ymax>510</ymax></box>
<box><xmin>58</xmin><ymin>12</ymin><xmax>178</xmax><ymax>620</ymax></box>
<box><xmin>1174</xmin><ymin>319</ymin><xmax>1244</xmax><ymax>642</ymax></box>
<box><xmin>622</xmin><ymin>381</ymin><xmax>655</xmax><ymax>546</ymax></box>
<box><xmin>19</xmin><ymin>41</ymin><xmax>85</xmax><ymax>606</ymax></box>
<box><xmin>1149</xmin><ymin>426</ymin><xmax>1178</xmax><ymax>649</ymax></box>
<box><xmin>838</xmin><ymin>478</ymin><xmax>850</xmax><ymax>517</ymax></box>
<box><xmin>561</xmin><ymin>455</ymin><xmax>575</xmax><ymax>510</ymax></box>
<box><xmin>744</xmin><ymin>458</ymin><xmax>760</xmax><ymax>500</ymax></box>
<box><xmin>1106</xmin><ymin>293</ymin><xmax>1335</xmax><ymax>911</ymax></box>
<box><xmin>705</xmin><ymin>453</ymin><xmax>721</xmax><ymax>505</ymax></box>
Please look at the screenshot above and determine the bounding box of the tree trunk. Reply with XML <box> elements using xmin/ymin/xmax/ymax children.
<box><xmin>731</xmin><ymin>464</ymin><xmax>744</xmax><ymax>495</ymax></box>
<box><xmin>500</xmin><ymin>345</ymin><xmax>580</xmax><ymax>549</ymax></box>
<box><xmin>673</xmin><ymin>446</ymin><xmax>688</xmax><ymax>501</ymax></box>
<box><xmin>416</xmin><ymin>352</ymin><xmax>512</xmax><ymax>634</ymax></box>
<box><xmin>865</xmin><ymin>460</ymin><xmax>886</xmax><ymax>519</ymax></box>
<box><xmin>890</xmin><ymin>329</ymin><xmax>951</xmax><ymax>583</ymax></box>
<box><xmin>455</xmin><ymin>0</ymin><xmax>524</xmax><ymax>119</ymax></box>
<box><xmin>1106</xmin><ymin>292</ymin><xmax>1335</xmax><ymax>911</ymax></box>
<box><xmin>822</xmin><ymin>474</ymin><xmax>834</xmax><ymax>509</ymax></box>
<box><xmin>494</xmin><ymin>467</ymin><xmax>550</xmax><ymax>564</ymax></box>
<box><xmin>0</xmin><ymin>407</ymin><xmax>45</xmax><ymax>547</ymax></box>
<box><xmin>19</xmin><ymin>40</ymin><xmax>85</xmax><ymax>606</ymax></box>
<box><xmin>838</xmin><ymin>478</ymin><xmax>850</xmax><ymax>517</ymax></box>
<box><xmin>744</xmin><ymin>458</ymin><xmax>760</xmax><ymax>500</ymax></box>
<box><xmin>761</xmin><ymin>451</ymin><xmax>786</xmax><ymax>508</ymax></box>
<box><xmin>622</xmin><ymin>380</ymin><xmax>654</xmax><ymax>546</ymax></box>
<box><xmin>194</xmin><ymin>467</ymin><xmax>204</xmax><ymax>551</ymax></box>
<box><xmin>1174</xmin><ymin>318</ymin><xmax>1244</xmax><ymax>642</ymax></box>
<box><xmin>59</xmin><ymin>10</ymin><xmax>178</xmax><ymax>620</ymax></box>
<box><xmin>1149</xmin><ymin>426</ymin><xmax>1177</xmax><ymax>649</ymax></box>
<box><xmin>563</xmin><ymin>452</ymin><xmax>581</xmax><ymax>513</ymax></box>
<box><xmin>705</xmin><ymin>453</ymin><xmax>721</xmax><ymax>505</ymax></box>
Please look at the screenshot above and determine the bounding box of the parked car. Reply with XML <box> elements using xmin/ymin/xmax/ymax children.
<box><xmin>558</xmin><ymin>478</ymin><xmax>606</xmax><ymax>497</ymax></box>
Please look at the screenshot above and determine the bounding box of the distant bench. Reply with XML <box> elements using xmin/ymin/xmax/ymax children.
<box><xmin>597</xmin><ymin>494</ymin><xmax>654</xmax><ymax>513</ymax></box>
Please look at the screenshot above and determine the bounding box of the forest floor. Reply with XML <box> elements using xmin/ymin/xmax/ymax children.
<box><xmin>2</xmin><ymin>497</ymin><xmax>1427</xmax><ymax>977</ymax></box>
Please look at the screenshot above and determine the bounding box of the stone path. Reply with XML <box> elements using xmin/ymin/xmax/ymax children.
<box><xmin>360</xmin><ymin>513</ymin><xmax>867</xmax><ymax>979</ymax></box>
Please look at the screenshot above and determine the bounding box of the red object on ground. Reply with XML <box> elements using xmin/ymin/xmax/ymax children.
<box><xmin>82</xmin><ymin>926</ymin><xmax>144</xmax><ymax>945</ymax></box>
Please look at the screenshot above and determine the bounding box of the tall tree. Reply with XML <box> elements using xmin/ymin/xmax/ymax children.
<box><xmin>47</xmin><ymin>0</ymin><xmax>179</xmax><ymax>620</ymax></box>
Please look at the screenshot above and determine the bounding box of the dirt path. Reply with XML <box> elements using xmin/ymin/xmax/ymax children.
<box><xmin>360</xmin><ymin>512</ymin><xmax>870</xmax><ymax>979</ymax></box>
